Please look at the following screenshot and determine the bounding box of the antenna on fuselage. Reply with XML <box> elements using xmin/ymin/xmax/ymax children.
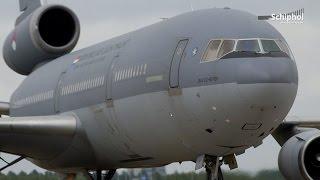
<box><xmin>188</xmin><ymin>0</ymin><xmax>194</xmax><ymax>11</ymax></box>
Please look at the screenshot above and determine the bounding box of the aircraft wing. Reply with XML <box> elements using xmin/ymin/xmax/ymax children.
<box><xmin>272</xmin><ymin>119</ymin><xmax>320</xmax><ymax>146</ymax></box>
<box><xmin>0</xmin><ymin>115</ymin><xmax>76</xmax><ymax>135</ymax></box>
<box><xmin>0</xmin><ymin>115</ymin><xmax>78</xmax><ymax>159</ymax></box>
<box><xmin>279</xmin><ymin>120</ymin><xmax>320</xmax><ymax>128</ymax></box>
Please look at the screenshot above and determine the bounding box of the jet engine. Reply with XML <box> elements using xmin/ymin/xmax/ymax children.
<box><xmin>2</xmin><ymin>4</ymin><xmax>80</xmax><ymax>75</ymax></box>
<box><xmin>278</xmin><ymin>130</ymin><xmax>320</xmax><ymax>180</ymax></box>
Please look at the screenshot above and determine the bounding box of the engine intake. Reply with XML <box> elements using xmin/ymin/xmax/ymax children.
<box><xmin>38</xmin><ymin>7</ymin><xmax>77</xmax><ymax>48</ymax></box>
<box><xmin>2</xmin><ymin>4</ymin><xmax>80</xmax><ymax>75</ymax></box>
<box><xmin>279</xmin><ymin>130</ymin><xmax>320</xmax><ymax>180</ymax></box>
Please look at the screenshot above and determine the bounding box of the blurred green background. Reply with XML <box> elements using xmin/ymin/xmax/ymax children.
<box><xmin>0</xmin><ymin>169</ymin><xmax>284</xmax><ymax>180</ymax></box>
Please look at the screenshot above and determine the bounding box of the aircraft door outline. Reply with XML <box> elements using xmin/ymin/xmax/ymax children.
<box><xmin>169</xmin><ymin>39</ymin><xmax>189</xmax><ymax>89</ymax></box>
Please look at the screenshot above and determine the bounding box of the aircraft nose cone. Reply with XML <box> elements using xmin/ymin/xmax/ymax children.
<box><xmin>230</xmin><ymin>58</ymin><xmax>298</xmax><ymax>137</ymax></box>
<box><xmin>237</xmin><ymin>82</ymin><xmax>298</xmax><ymax>110</ymax></box>
<box><xmin>236</xmin><ymin>57</ymin><xmax>298</xmax><ymax>84</ymax></box>
<box><xmin>236</xmin><ymin>57</ymin><xmax>298</xmax><ymax>111</ymax></box>
<box><xmin>228</xmin><ymin>58</ymin><xmax>298</xmax><ymax>141</ymax></box>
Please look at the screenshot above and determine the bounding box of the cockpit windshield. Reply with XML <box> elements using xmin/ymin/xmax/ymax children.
<box><xmin>261</xmin><ymin>40</ymin><xmax>281</xmax><ymax>53</ymax></box>
<box><xmin>275</xmin><ymin>40</ymin><xmax>292</xmax><ymax>57</ymax></box>
<box><xmin>202</xmin><ymin>38</ymin><xmax>293</xmax><ymax>62</ymax></box>
<box><xmin>203</xmin><ymin>40</ymin><xmax>221</xmax><ymax>61</ymax></box>
<box><xmin>217</xmin><ymin>40</ymin><xmax>235</xmax><ymax>58</ymax></box>
<box><xmin>236</xmin><ymin>40</ymin><xmax>260</xmax><ymax>52</ymax></box>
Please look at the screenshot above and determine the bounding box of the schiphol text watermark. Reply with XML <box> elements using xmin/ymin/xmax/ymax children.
<box><xmin>258</xmin><ymin>8</ymin><xmax>304</xmax><ymax>24</ymax></box>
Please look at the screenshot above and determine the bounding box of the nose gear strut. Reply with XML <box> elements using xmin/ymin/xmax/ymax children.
<box><xmin>205</xmin><ymin>156</ymin><xmax>224</xmax><ymax>180</ymax></box>
<box><xmin>196</xmin><ymin>155</ymin><xmax>224</xmax><ymax>180</ymax></box>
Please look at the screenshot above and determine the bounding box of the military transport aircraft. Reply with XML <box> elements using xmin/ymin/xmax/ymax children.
<box><xmin>0</xmin><ymin>0</ymin><xmax>319</xmax><ymax>180</ymax></box>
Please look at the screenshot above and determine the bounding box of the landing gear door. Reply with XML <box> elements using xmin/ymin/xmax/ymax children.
<box><xmin>169</xmin><ymin>39</ymin><xmax>189</xmax><ymax>88</ymax></box>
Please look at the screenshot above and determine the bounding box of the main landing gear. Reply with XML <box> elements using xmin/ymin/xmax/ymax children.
<box><xmin>87</xmin><ymin>169</ymin><xmax>116</xmax><ymax>180</ymax></box>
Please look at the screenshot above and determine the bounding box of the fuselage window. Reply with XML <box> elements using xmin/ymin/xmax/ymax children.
<box><xmin>203</xmin><ymin>40</ymin><xmax>222</xmax><ymax>61</ymax></box>
<box><xmin>236</xmin><ymin>40</ymin><xmax>260</xmax><ymax>52</ymax></box>
<box><xmin>261</xmin><ymin>40</ymin><xmax>281</xmax><ymax>53</ymax></box>
<box><xmin>217</xmin><ymin>40</ymin><xmax>235</xmax><ymax>58</ymax></box>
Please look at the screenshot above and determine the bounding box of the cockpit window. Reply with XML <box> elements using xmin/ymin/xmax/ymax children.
<box><xmin>203</xmin><ymin>40</ymin><xmax>222</xmax><ymax>61</ymax></box>
<box><xmin>261</xmin><ymin>40</ymin><xmax>281</xmax><ymax>53</ymax></box>
<box><xmin>217</xmin><ymin>40</ymin><xmax>235</xmax><ymax>58</ymax></box>
<box><xmin>275</xmin><ymin>40</ymin><xmax>292</xmax><ymax>57</ymax></box>
<box><xmin>236</xmin><ymin>40</ymin><xmax>260</xmax><ymax>52</ymax></box>
<box><xmin>202</xmin><ymin>38</ymin><xmax>293</xmax><ymax>62</ymax></box>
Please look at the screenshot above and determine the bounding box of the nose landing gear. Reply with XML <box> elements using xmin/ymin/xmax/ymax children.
<box><xmin>205</xmin><ymin>156</ymin><xmax>224</xmax><ymax>180</ymax></box>
<box><xmin>196</xmin><ymin>155</ymin><xmax>224</xmax><ymax>180</ymax></box>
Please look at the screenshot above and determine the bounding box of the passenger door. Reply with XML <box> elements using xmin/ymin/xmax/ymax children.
<box><xmin>169</xmin><ymin>39</ymin><xmax>189</xmax><ymax>89</ymax></box>
<box><xmin>54</xmin><ymin>70</ymin><xmax>67</xmax><ymax>113</ymax></box>
<box><xmin>54</xmin><ymin>56</ymin><xmax>108</xmax><ymax>113</ymax></box>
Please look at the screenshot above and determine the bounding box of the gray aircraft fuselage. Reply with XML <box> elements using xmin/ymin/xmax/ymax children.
<box><xmin>6</xmin><ymin>8</ymin><xmax>298</xmax><ymax>172</ymax></box>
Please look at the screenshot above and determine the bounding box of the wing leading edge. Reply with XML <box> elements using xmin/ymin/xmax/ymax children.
<box><xmin>272</xmin><ymin>119</ymin><xmax>320</xmax><ymax>146</ymax></box>
<box><xmin>0</xmin><ymin>115</ymin><xmax>76</xmax><ymax>136</ymax></box>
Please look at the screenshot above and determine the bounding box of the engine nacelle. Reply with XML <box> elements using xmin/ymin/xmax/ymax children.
<box><xmin>279</xmin><ymin>130</ymin><xmax>320</xmax><ymax>180</ymax></box>
<box><xmin>2</xmin><ymin>4</ymin><xmax>80</xmax><ymax>75</ymax></box>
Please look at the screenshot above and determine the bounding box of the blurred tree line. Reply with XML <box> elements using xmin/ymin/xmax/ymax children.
<box><xmin>0</xmin><ymin>169</ymin><xmax>284</xmax><ymax>180</ymax></box>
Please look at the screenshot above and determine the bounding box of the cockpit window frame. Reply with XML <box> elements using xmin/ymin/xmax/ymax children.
<box><xmin>260</xmin><ymin>38</ymin><xmax>294</xmax><ymax>59</ymax></box>
<box><xmin>202</xmin><ymin>39</ymin><xmax>223</xmax><ymax>62</ymax></box>
<box><xmin>201</xmin><ymin>39</ymin><xmax>235</xmax><ymax>63</ymax></box>
<box><xmin>259</xmin><ymin>38</ymin><xmax>280</xmax><ymax>53</ymax></box>
<box><xmin>274</xmin><ymin>39</ymin><xmax>295</xmax><ymax>59</ymax></box>
<box><xmin>201</xmin><ymin>38</ymin><xmax>294</xmax><ymax>63</ymax></box>
<box><xmin>217</xmin><ymin>40</ymin><xmax>236</xmax><ymax>59</ymax></box>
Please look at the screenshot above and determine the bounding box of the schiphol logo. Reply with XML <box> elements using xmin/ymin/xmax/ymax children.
<box><xmin>258</xmin><ymin>8</ymin><xmax>304</xmax><ymax>24</ymax></box>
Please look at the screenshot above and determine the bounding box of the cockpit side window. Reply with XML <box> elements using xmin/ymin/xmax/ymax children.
<box><xmin>236</xmin><ymin>40</ymin><xmax>260</xmax><ymax>52</ymax></box>
<box><xmin>203</xmin><ymin>40</ymin><xmax>222</xmax><ymax>62</ymax></box>
<box><xmin>275</xmin><ymin>40</ymin><xmax>292</xmax><ymax>58</ymax></box>
<box><xmin>217</xmin><ymin>40</ymin><xmax>235</xmax><ymax>58</ymax></box>
<box><xmin>261</xmin><ymin>40</ymin><xmax>281</xmax><ymax>53</ymax></box>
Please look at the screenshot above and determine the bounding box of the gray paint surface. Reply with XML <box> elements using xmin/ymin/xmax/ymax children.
<box><xmin>0</xmin><ymin>5</ymin><xmax>297</xmax><ymax>174</ymax></box>
<box><xmin>10</xmin><ymin>8</ymin><xmax>297</xmax><ymax>115</ymax></box>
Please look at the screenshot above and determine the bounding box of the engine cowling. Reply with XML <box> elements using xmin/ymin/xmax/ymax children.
<box><xmin>2</xmin><ymin>4</ymin><xmax>80</xmax><ymax>75</ymax></box>
<box><xmin>279</xmin><ymin>130</ymin><xmax>320</xmax><ymax>180</ymax></box>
